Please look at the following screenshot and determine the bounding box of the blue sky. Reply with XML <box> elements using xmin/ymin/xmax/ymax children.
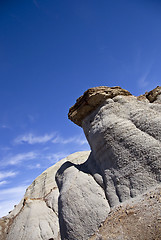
<box><xmin>0</xmin><ymin>0</ymin><xmax>161</xmax><ymax>217</ymax></box>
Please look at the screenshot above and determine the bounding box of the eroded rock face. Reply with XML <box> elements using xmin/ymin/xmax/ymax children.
<box><xmin>7</xmin><ymin>199</ymin><xmax>60</xmax><ymax>240</ymax></box>
<box><xmin>1</xmin><ymin>86</ymin><xmax>161</xmax><ymax>240</ymax></box>
<box><xmin>146</xmin><ymin>85</ymin><xmax>161</xmax><ymax>102</ymax></box>
<box><xmin>56</xmin><ymin>160</ymin><xmax>110</xmax><ymax>240</ymax></box>
<box><xmin>0</xmin><ymin>152</ymin><xmax>91</xmax><ymax>240</ymax></box>
<box><xmin>82</xmin><ymin>94</ymin><xmax>161</xmax><ymax>207</ymax></box>
<box><xmin>67</xmin><ymin>86</ymin><xmax>161</xmax><ymax>239</ymax></box>
<box><xmin>68</xmin><ymin>86</ymin><xmax>131</xmax><ymax>126</ymax></box>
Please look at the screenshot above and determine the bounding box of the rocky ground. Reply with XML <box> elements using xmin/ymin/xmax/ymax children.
<box><xmin>90</xmin><ymin>186</ymin><xmax>161</xmax><ymax>240</ymax></box>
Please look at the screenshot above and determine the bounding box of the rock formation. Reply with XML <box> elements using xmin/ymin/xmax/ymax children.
<box><xmin>0</xmin><ymin>86</ymin><xmax>161</xmax><ymax>240</ymax></box>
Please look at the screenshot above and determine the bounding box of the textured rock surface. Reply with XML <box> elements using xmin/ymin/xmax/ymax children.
<box><xmin>56</xmin><ymin>160</ymin><xmax>109</xmax><ymax>240</ymax></box>
<box><xmin>90</xmin><ymin>186</ymin><xmax>161</xmax><ymax>240</ymax></box>
<box><xmin>0</xmin><ymin>151</ymin><xmax>91</xmax><ymax>240</ymax></box>
<box><xmin>68</xmin><ymin>86</ymin><xmax>131</xmax><ymax>126</ymax></box>
<box><xmin>82</xmin><ymin>94</ymin><xmax>161</xmax><ymax>207</ymax></box>
<box><xmin>7</xmin><ymin>199</ymin><xmax>60</xmax><ymax>240</ymax></box>
<box><xmin>146</xmin><ymin>85</ymin><xmax>161</xmax><ymax>102</ymax></box>
<box><xmin>1</xmin><ymin>86</ymin><xmax>161</xmax><ymax>240</ymax></box>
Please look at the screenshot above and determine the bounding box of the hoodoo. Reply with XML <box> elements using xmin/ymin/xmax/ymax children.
<box><xmin>1</xmin><ymin>86</ymin><xmax>161</xmax><ymax>240</ymax></box>
<box><xmin>69</xmin><ymin>86</ymin><xmax>161</xmax><ymax>206</ymax></box>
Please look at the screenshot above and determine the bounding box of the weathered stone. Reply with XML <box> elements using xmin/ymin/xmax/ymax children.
<box><xmin>82</xmin><ymin>94</ymin><xmax>161</xmax><ymax>207</ymax></box>
<box><xmin>0</xmin><ymin>152</ymin><xmax>90</xmax><ymax>240</ymax></box>
<box><xmin>7</xmin><ymin>199</ymin><xmax>60</xmax><ymax>240</ymax></box>
<box><xmin>1</xmin><ymin>86</ymin><xmax>161</xmax><ymax>240</ymax></box>
<box><xmin>146</xmin><ymin>86</ymin><xmax>161</xmax><ymax>103</ymax></box>
<box><xmin>68</xmin><ymin>86</ymin><xmax>132</xmax><ymax>126</ymax></box>
<box><xmin>56</xmin><ymin>160</ymin><xmax>110</xmax><ymax>240</ymax></box>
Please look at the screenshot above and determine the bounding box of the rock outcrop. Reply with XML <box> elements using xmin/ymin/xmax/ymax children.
<box><xmin>68</xmin><ymin>86</ymin><xmax>132</xmax><ymax>127</ymax></box>
<box><xmin>0</xmin><ymin>152</ymin><xmax>91</xmax><ymax>240</ymax></box>
<box><xmin>0</xmin><ymin>86</ymin><xmax>161</xmax><ymax>240</ymax></box>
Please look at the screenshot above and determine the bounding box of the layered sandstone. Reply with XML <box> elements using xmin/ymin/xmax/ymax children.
<box><xmin>68</xmin><ymin>86</ymin><xmax>131</xmax><ymax>126</ymax></box>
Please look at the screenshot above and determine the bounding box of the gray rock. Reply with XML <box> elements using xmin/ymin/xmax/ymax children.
<box><xmin>56</xmin><ymin>160</ymin><xmax>110</xmax><ymax>240</ymax></box>
<box><xmin>82</xmin><ymin>94</ymin><xmax>161</xmax><ymax>206</ymax></box>
<box><xmin>0</xmin><ymin>152</ymin><xmax>90</xmax><ymax>240</ymax></box>
<box><xmin>7</xmin><ymin>199</ymin><xmax>59</xmax><ymax>240</ymax></box>
<box><xmin>1</xmin><ymin>86</ymin><xmax>161</xmax><ymax>240</ymax></box>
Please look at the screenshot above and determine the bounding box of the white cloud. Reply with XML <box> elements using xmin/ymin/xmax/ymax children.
<box><xmin>0</xmin><ymin>200</ymin><xmax>18</xmax><ymax>217</ymax></box>
<box><xmin>0</xmin><ymin>180</ymin><xmax>8</xmax><ymax>186</ymax></box>
<box><xmin>27</xmin><ymin>163</ymin><xmax>41</xmax><ymax>169</ymax></box>
<box><xmin>13</xmin><ymin>132</ymin><xmax>88</xmax><ymax>147</ymax></box>
<box><xmin>52</xmin><ymin>135</ymin><xmax>88</xmax><ymax>145</ymax></box>
<box><xmin>0</xmin><ymin>185</ymin><xmax>27</xmax><ymax>217</ymax></box>
<box><xmin>1</xmin><ymin>152</ymin><xmax>37</xmax><ymax>166</ymax></box>
<box><xmin>138</xmin><ymin>72</ymin><xmax>149</xmax><ymax>89</ymax></box>
<box><xmin>138</xmin><ymin>62</ymin><xmax>153</xmax><ymax>89</ymax></box>
<box><xmin>46</xmin><ymin>152</ymin><xmax>68</xmax><ymax>163</ymax></box>
<box><xmin>75</xmin><ymin>138</ymin><xmax>88</xmax><ymax>145</ymax></box>
<box><xmin>14</xmin><ymin>133</ymin><xmax>55</xmax><ymax>145</ymax></box>
<box><xmin>0</xmin><ymin>186</ymin><xmax>27</xmax><ymax>199</ymax></box>
<box><xmin>0</xmin><ymin>171</ymin><xmax>18</xmax><ymax>180</ymax></box>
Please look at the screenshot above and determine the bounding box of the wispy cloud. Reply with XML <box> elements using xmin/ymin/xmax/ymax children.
<box><xmin>14</xmin><ymin>133</ymin><xmax>55</xmax><ymax>145</ymax></box>
<box><xmin>0</xmin><ymin>185</ymin><xmax>27</xmax><ymax>217</ymax></box>
<box><xmin>0</xmin><ymin>200</ymin><xmax>18</xmax><ymax>217</ymax></box>
<box><xmin>46</xmin><ymin>152</ymin><xmax>68</xmax><ymax>163</ymax></box>
<box><xmin>0</xmin><ymin>186</ymin><xmax>27</xmax><ymax>200</ymax></box>
<box><xmin>27</xmin><ymin>163</ymin><xmax>41</xmax><ymax>169</ymax></box>
<box><xmin>52</xmin><ymin>135</ymin><xmax>88</xmax><ymax>145</ymax></box>
<box><xmin>0</xmin><ymin>180</ymin><xmax>9</xmax><ymax>186</ymax></box>
<box><xmin>137</xmin><ymin>57</ymin><xmax>154</xmax><ymax>90</ymax></box>
<box><xmin>0</xmin><ymin>171</ymin><xmax>18</xmax><ymax>180</ymax></box>
<box><xmin>1</xmin><ymin>152</ymin><xmax>37</xmax><ymax>166</ymax></box>
<box><xmin>0</xmin><ymin>146</ymin><xmax>12</xmax><ymax>152</ymax></box>
<box><xmin>138</xmin><ymin>70</ymin><xmax>150</xmax><ymax>89</ymax></box>
<box><xmin>13</xmin><ymin>132</ymin><xmax>88</xmax><ymax>146</ymax></box>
